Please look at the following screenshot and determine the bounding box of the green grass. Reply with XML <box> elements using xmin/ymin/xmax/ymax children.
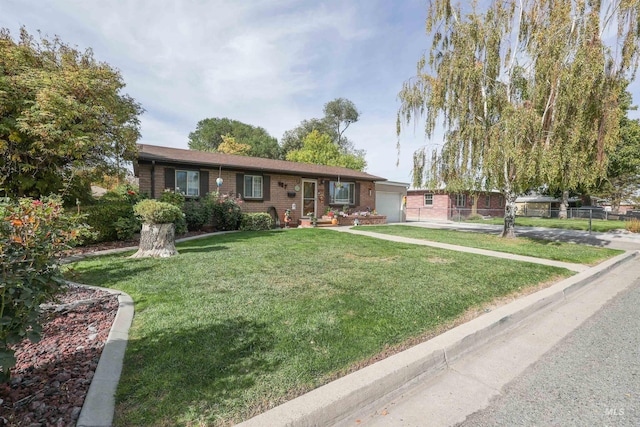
<box><xmin>65</xmin><ymin>229</ymin><xmax>572</xmax><ymax>426</ymax></box>
<box><xmin>366</xmin><ymin>226</ymin><xmax>622</xmax><ymax>265</ymax></box>
<box><xmin>466</xmin><ymin>216</ymin><xmax>627</xmax><ymax>232</ymax></box>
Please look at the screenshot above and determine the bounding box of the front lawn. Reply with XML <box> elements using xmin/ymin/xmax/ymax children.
<box><xmin>65</xmin><ymin>229</ymin><xmax>571</xmax><ymax>426</ymax></box>
<box><xmin>466</xmin><ymin>216</ymin><xmax>627</xmax><ymax>232</ymax></box>
<box><xmin>367</xmin><ymin>226</ymin><xmax>622</xmax><ymax>264</ymax></box>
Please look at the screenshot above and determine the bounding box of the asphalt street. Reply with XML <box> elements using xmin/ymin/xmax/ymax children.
<box><xmin>458</xmin><ymin>276</ymin><xmax>640</xmax><ymax>427</ymax></box>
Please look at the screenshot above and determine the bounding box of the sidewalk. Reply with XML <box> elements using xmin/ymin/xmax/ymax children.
<box><xmin>402</xmin><ymin>220</ymin><xmax>640</xmax><ymax>251</ymax></box>
<box><xmin>238</xmin><ymin>226</ymin><xmax>638</xmax><ymax>427</ymax></box>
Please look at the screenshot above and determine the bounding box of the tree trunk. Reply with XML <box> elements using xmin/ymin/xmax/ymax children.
<box><xmin>130</xmin><ymin>223</ymin><xmax>178</xmax><ymax>258</ymax></box>
<box><xmin>501</xmin><ymin>191</ymin><xmax>517</xmax><ymax>238</ymax></box>
<box><xmin>558</xmin><ymin>189</ymin><xmax>569</xmax><ymax>219</ymax></box>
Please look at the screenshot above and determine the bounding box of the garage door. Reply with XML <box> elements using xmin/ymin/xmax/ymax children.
<box><xmin>376</xmin><ymin>191</ymin><xmax>402</xmax><ymax>222</ymax></box>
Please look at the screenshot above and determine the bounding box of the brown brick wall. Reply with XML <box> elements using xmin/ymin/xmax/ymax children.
<box><xmin>137</xmin><ymin>163</ymin><xmax>376</xmax><ymax>226</ymax></box>
<box><xmin>406</xmin><ymin>190</ymin><xmax>505</xmax><ymax>220</ymax></box>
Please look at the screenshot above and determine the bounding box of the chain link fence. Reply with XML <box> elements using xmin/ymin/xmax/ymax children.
<box><xmin>407</xmin><ymin>206</ymin><xmax>639</xmax><ymax>222</ymax></box>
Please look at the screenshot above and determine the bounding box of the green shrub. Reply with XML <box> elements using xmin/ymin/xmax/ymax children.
<box><xmin>114</xmin><ymin>215</ymin><xmax>142</xmax><ymax>240</ymax></box>
<box><xmin>134</xmin><ymin>199</ymin><xmax>184</xmax><ymax>224</ymax></box>
<box><xmin>183</xmin><ymin>199</ymin><xmax>212</xmax><ymax>231</ymax></box>
<box><xmin>211</xmin><ymin>193</ymin><xmax>242</xmax><ymax>231</ymax></box>
<box><xmin>240</xmin><ymin>213</ymin><xmax>273</xmax><ymax>231</ymax></box>
<box><xmin>159</xmin><ymin>190</ymin><xmax>185</xmax><ymax>207</ymax></box>
<box><xmin>82</xmin><ymin>202</ymin><xmax>136</xmax><ymax>242</ymax></box>
<box><xmin>466</xmin><ymin>213</ymin><xmax>484</xmax><ymax>221</ymax></box>
<box><xmin>0</xmin><ymin>197</ymin><xmax>88</xmax><ymax>380</ymax></box>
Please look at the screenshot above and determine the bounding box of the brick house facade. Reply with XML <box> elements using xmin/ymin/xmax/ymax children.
<box><xmin>406</xmin><ymin>189</ymin><xmax>505</xmax><ymax>221</ymax></box>
<box><xmin>134</xmin><ymin>144</ymin><xmax>385</xmax><ymax>225</ymax></box>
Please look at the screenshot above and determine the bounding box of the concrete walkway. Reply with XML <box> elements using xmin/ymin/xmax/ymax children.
<box><xmin>402</xmin><ymin>220</ymin><xmax>640</xmax><ymax>251</ymax></box>
<box><xmin>329</xmin><ymin>226</ymin><xmax>588</xmax><ymax>272</ymax></box>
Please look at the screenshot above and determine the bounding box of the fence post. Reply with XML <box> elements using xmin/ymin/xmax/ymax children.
<box><xmin>589</xmin><ymin>209</ymin><xmax>592</xmax><ymax>234</ymax></box>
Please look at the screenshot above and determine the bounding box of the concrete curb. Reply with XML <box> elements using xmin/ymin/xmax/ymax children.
<box><xmin>237</xmin><ymin>250</ymin><xmax>638</xmax><ymax>427</ymax></box>
<box><xmin>70</xmin><ymin>283</ymin><xmax>134</xmax><ymax>427</ymax></box>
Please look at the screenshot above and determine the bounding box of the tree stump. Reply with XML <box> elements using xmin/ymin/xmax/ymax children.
<box><xmin>130</xmin><ymin>223</ymin><xmax>178</xmax><ymax>258</ymax></box>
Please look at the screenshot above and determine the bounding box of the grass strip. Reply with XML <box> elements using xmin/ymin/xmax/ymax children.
<box><xmin>366</xmin><ymin>225</ymin><xmax>621</xmax><ymax>264</ymax></box>
<box><xmin>65</xmin><ymin>229</ymin><xmax>572</xmax><ymax>426</ymax></box>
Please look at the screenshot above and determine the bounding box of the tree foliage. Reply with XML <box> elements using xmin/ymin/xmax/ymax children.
<box><xmin>323</xmin><ymin>97</ymin><xmax>359</xmax><ymax>146</ymax></box>
<box><xmin>285</xmin><ymin>130</ymin><xmax>366</xmax><ymax>171</ymax></box>
<box><xmin>594</xmin><ymin>90</ymin><xmax>640</xmax><ymax>212</ymax></box>
<box><xmin>398</xmin><ymin>0</ymin><xmax>640</xmax><ymax>236</ymax></box>
<box><xmin>188</xmin><ymin>117</ymin><xmax>280</xmax><ymax>159</ymax></box>
<box><xmin>217</xmin><ymin>134</ymin><xmax>251</xmax><ymax>156</ymax></box>
<box><xmin>0</xmin><ymin>28</ymin><xmax>143</xmax><ymax>199</ymax></box>
<box><xmin>280</xmin><ymin>98</ymin><xmax>364</xmax><ymax>160</ymax></box>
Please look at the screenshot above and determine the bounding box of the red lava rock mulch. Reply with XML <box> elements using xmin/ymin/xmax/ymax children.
<box><xmin>0</xmin><ymin>284</ymin><xmax>119</xmax><ymax>426</ymax></box>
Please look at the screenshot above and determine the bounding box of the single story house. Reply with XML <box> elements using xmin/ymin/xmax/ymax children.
<box><xmin>134</xmin><ymin>144</ymin><xmax>390</xmax><ymax>226</ymax></box>
<box><xmin>407</xmin><ymin>189</ymin><xmax>599</xmax><ymax>221</ymax></box>
<box><xmin>406</xmin><ymin>189</ymin><xmax>505</xmax><ymax>221</ymax></box>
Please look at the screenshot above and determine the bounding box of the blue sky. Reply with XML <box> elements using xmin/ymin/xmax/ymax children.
<box><xmin>2</xmin><ymin>0</ymin><xmax>639</xmax><ymax>184</ymax></box>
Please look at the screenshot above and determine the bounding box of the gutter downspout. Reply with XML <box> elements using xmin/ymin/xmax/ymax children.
<box><xmin>151</xmin><ymin>161</ymin><xmax>156</xmax><ymax>199</ymax></box>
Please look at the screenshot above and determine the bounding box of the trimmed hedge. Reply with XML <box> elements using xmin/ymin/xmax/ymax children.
<box><xmin>134</xmin><ymin>200</ymin><xmax>184</xmax><ymax>224</ymax></box>
<box><xmin>82</xmin><ymin>202</ymin><xmax>135</xmax><ymax>243</ymax></box>
<box><xmin>240</xmin><ymin>213</ymin><xmax>273</xmax><ymax>231</ymax></box>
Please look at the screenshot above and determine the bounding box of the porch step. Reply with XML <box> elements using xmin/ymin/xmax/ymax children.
<box><xmin>298</xmin><ymin>218</ymin><xmax>339</xmax><ymax>228</ymax></box>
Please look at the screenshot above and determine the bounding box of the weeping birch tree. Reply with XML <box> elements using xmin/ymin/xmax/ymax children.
<box><xmin>398</xmin><ymin>0</ymin><xmax>640</xmax><ymax>236</ymax></box>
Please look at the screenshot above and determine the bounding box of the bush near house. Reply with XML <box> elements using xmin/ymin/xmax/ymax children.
<box><xmin>240</xmin><ymin>212</ymin><xmax>273</xmax><ymax>231</ymax></box>
<box><xmin>1</xmin><ymin>197</ymin><xmax>88</xmax><ymax>379</ymax></box>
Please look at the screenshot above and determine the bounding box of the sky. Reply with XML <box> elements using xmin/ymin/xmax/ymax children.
<box><xmin>2</xmin><ymin>0</ymin><xmax>639</xmax><ymax>185</ymax></box>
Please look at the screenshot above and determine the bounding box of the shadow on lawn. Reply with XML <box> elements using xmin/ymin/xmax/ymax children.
<box><xmin>64</xmin><ymin>263</ymin><xmax>154</xmax><ymax>287</ymax></box>
<box><xmin>176</xmin><ymin>229</ymin><xmax>285</xmax><ymax>253</ymax></box>
<box><xmin>116</xmin><ymin>316</ymin><xmax>279</xmax><ymax>425</ymax></box>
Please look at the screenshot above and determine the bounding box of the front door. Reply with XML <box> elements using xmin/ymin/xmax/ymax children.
<box><xmin>302</xmin><ymin>180</ymin><xmax>317</xmax><ymax>217</ymax></box>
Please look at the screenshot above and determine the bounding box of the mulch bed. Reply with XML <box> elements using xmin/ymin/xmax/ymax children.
<box><xmin>0</xmin><ymin>285</ymin><xmax>119</xmax><ymax>426</ymax></box>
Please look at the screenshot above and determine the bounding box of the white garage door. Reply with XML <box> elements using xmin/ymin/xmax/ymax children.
<box><xmin>376</xmin><ymin>191</ymin><xmax>402</xmax><ymax>222</ymax></box>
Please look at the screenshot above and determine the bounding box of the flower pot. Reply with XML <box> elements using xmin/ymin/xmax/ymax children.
<box><xmin>331</xmin><ymin>218</ymin><xmax>338</xmax><ymax>225</ymax></box>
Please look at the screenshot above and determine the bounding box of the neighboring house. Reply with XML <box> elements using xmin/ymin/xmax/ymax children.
<box><xmin>134</xmin><ymin>144</ymin><xmax>386</xmax><ymax>225</ymax></box>
<box><xmin>407</xmin><ymin>189</ymin><xmax>598</xmax><ymax>221</ymax></box>
<box><xmin>406</xmin><ymin>189</ymin><xmax>505</xmax><ymax>221</ymax></box>
<box><xmin>375</xmin><ymin>181</ymin><xmax>410</xmax><ymax>223</ymax></box>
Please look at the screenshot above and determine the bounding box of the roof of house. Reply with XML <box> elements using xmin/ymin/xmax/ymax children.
<box><xmin>135</xmin><ymin>144</ymin><xmax>385</xmax><ymax>181</ymax></box>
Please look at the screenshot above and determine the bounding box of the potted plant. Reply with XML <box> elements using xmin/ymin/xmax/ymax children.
<box><xmin>327</xmin><ymin>210</ymin><xmax>338</xmax><ymax>225</ymax></box>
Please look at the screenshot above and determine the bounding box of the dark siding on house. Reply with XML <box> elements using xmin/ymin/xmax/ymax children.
<box><xmin>165</xmin><ymin>168</ymin><xmax>175</xmax><ymax>191</ymax></box>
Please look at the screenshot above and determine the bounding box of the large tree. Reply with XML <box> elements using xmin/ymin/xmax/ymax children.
<box><xmin>285</xmin><ymin>130</ymin><xmax>367</xmax><ymax>171</ymax></box>
<box><xmin>323</xmin><ymin>97</ymin><xmax>359</xmax><ymax>146</ymax></box>
<box><xmin>188</xmin><ymin>117</ymin><xmax>280</xmax><ymax>159</ymax></box>
<box><xmin>280</xmin><ymin>98</ymin><xmax>364</xmax><ymax>159</ymax></box>
<box><xmin>0</xmin><ymin>28</ymin><xmax>143</xmax><ymax>199</ymax></box>
<box><xmin>398</xmin><ymin>0</ymin><xmax>640</xmax><ymax>237</ymax></box>
<box><xmin>594</xmin><ymin>91</ymin><xmax>640</xmax><ymax>212</ymax></box>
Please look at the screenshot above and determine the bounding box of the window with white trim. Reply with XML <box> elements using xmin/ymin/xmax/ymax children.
<box><xmin>424</xmin><ymin>193</ymin><xmax>434</xmax><ymax>205</ymax></box>
<box><xmin>485</xmin><ymin>194</ymin><xmax>491</xmax><ymax>208</ymax></box>
<box><xmin>330</xmin><ymin>181</ymin><xmax>355</xmax><ymax>205</ymax></box>
<box><xmin>244</xmin><ymin>175</ymin><xmax>263</xmax><ymax>199</ymax></box>
<box><xmin>176</xmin><ymin>170</ymin><xmax>199</xmax><ymax>197</ymax></box>
<box><xmin>455</xmin><ymin>194</ymin><xmax>466</xmax><ymax>207</ymax></box>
